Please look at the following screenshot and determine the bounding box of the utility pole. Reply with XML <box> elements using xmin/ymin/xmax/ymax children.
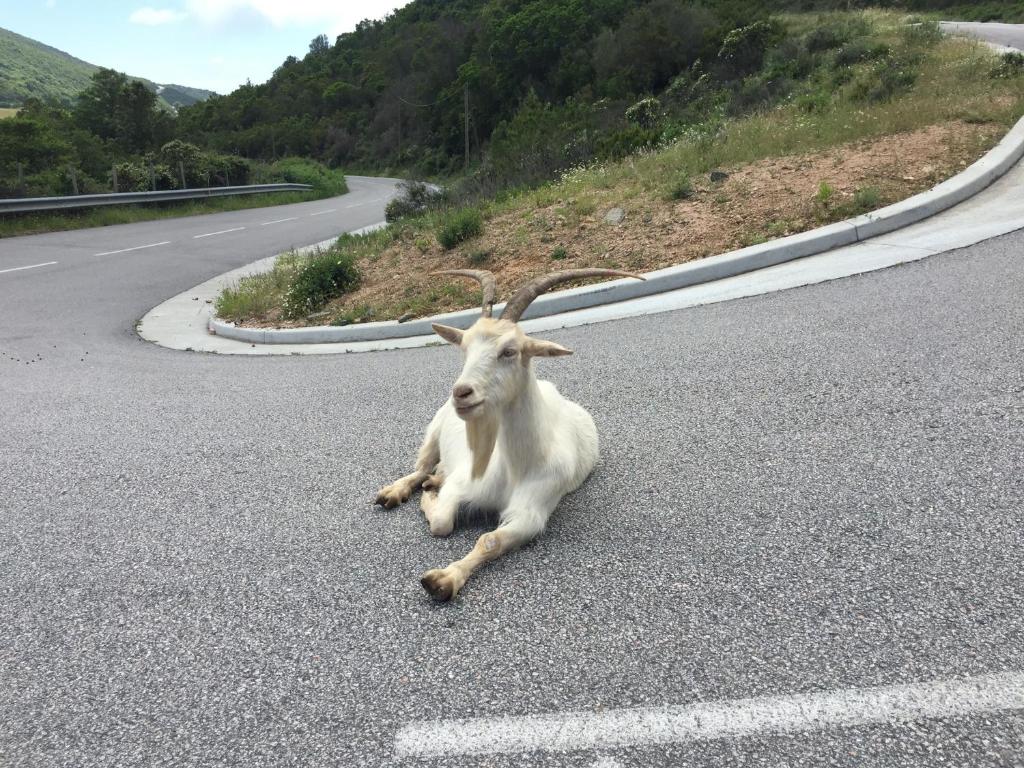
<box><xmin>68</xmin><ymin>165</ymin><xmax>79</xmax><ymax>195</ymax></box>
<box><xmin>112</xmin><ymin>165</ymin><xmax>119</xmax><ymax>193</ymax></box>
<box><xmin>150</xmin><ymin>162</ymin><xmax>156</xmax><ymax>191</ymax></box>
<box><xmin>16</xmin><ymin>162</ymin><xmax>24</xmax><ymax>194</ymax></box>
<box><xmin>463</xmin><ymin>83</ymin><xmax>470</xmax><ymax>171</ymax></box>
<box><xmin>179</xmin><ymin>161</ymin><xmax>187</xmax><ymax>189</ymax></box>
<box><xmin>397</xmin><ymin>99</ymin><xmax>402</xmax><ymax>160</ymax></box>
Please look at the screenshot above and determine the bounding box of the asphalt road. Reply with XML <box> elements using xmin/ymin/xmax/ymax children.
<box><xmin>941</xmin><ymin>20</ymin><xmax>1024</xmax><ymax>50</ymax></box>
<box><xmin>2</xmin><ymin>37</ymin><xmax>1024</xmax><ymax>767</ymax></box>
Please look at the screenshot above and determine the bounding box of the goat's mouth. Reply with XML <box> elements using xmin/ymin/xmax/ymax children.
<box><xmin>454</xmin><ymin>401</ymin><xmax>484</xmax><ymax>417</ymax></box>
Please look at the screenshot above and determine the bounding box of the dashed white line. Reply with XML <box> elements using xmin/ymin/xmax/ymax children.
<box><xmin>194</xmin><ymin>227</ymin><xmax>245</xmax><ymax>239</ymax></box>
<box><xmin>0</xmin><ymin>261</ymin><xmax>58</xmax><ymax>275</ymax></box>
<box><xmin>394</xmin><ymin>671</ymin><xmax>1024</xmax><ymax>759</ymax></box>
<box><xmin>309</xmin><ymin>209</ymin><xmax>336</xmax><ymax>216</ymax></box>
<box><xmin>93</xmin><ymin>241</ymin><xmax>171</xmax><ymax>257</ymax></box>
<box><xmin>260</xmin><ymin>217</ymin><xmax>298</xmax><ymax>226</ymax></box>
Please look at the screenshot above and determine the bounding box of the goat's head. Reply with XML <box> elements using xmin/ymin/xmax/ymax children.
<box><xmin>430</xmin><ymin>268</ymin><xmax>642</xmax><ymax>479</ymax></box>
<box><xmin>431</xmin><ymin>268</ymin><xmax>644</xmax><ymax>422</ymax></box>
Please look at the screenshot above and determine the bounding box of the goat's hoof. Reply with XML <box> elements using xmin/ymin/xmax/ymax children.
<box><xmin>375</xmin><ymin>484</ymin><xmax>408</xmax><ymax>509</ymax></box>
<box><xmin>422</xmin><ymin>473</ymin><xmax>444</xmax><ymax>491</ymax></box>
<box><xmin>420</xmin><ymin>569</ymin><xmax>458</xmax><ymax>602</ymax></box>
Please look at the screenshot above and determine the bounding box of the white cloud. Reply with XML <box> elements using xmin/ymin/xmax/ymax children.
<box><xmin>129</xmin><ymin>7</ymin><xmax>187</xmax><ymax>25</ymax></box>
<box><xmin>184</xmin><ymin>0</ymin><xmax>407</xmax><ymax>36</ymax></box>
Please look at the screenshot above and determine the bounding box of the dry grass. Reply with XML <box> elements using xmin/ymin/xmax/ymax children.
<box><xmin>0</xmin><ymin>108</ymin><xmax>18</xmax><ymax>119</ymax></box>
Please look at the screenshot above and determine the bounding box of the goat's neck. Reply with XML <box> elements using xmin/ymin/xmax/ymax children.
<box><xmin>497</xmin><ymin>370</ymin><xmax>550</xmax><ymax>472</ymax></box>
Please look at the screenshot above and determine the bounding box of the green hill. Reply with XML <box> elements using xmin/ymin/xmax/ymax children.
<box><xmin>0</xmin><ymin>26</ymin><xmax>215</xmax><ymax>110</ymax></box>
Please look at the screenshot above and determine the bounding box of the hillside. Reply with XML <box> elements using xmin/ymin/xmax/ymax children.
<box><xmin>0</xmin><ymin>27</ymin><xmax>215</xmax><ymax>110</ymax></box>
<box><xmin>213</xmin><ymin>11</ymin><xmax>1024</xmax><ymax>328</ymax></box>
<box><xmin>176</xmin><ymin>0</ymin><xmax>1024</xmax><ymax>177</ymax></box>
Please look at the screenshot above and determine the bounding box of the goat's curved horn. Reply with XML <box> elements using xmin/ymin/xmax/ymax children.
<box><xmin>500</xmin><ymin>268</ymin><xmax>645</xmax><ymax>323</ymax></box>
<box><xmin>431</xmin><ymin>269</ymin><xmax>497</xmax><ymax>318</ymax></box>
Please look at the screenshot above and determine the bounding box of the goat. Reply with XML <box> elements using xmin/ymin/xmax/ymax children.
<box><xmin>375</xmin><ymin>268</ymin><xmax>642</xmax><ymax>601</ymax></box>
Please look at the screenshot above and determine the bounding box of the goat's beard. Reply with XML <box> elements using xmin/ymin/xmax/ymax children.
<box><xmin>465</xmin><ymin>410</ymin><xmax>499</xmax><ymax>480</ymax></box>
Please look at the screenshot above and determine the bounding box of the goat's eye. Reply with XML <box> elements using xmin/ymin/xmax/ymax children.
<box><xmin>500</xmin><ymin>347</ymin><xmax>518</xmax><ymax>359</ymax></box>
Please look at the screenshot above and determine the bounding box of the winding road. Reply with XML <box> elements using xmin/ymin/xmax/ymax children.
<box><xmin>2</xmin><ymin>27</ymin><xmax>1024</xmax><ymax>768</ymax></box>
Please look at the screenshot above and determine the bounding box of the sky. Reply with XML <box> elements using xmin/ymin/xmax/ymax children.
<box><xmin>2</xmin><ymin>0</ymin><xmax>411</xmax><ymax>94</ymax></box>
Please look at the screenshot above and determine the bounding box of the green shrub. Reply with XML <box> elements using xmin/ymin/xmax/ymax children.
<box><xmin>666</xmin><ymin>172</ymin><xmax>694</xmax><ymax>201</ymax></box>
<box><xmin>852</xmin><ymin>186</ymin><xmax>881</xmax><ymax>212</ymax></box>
<box><xmin>467</xmin><ymin>249</ymin><xmax>491</xmax><ymax>266</ymax></box>
<box><xmin>551</xmin><ymin>246</ymin><xmax>568</xmax><ymax>260</ymax></box>
<box><xmin>816</xmin><ymin>181</ymin><xmax>835</xmax><ymax>206</ymax></box>
<box><xmin>834</xmin><ymin>40</ymin><xmax>889</xmax><ymax>69</ymax></box>
<box><xmin>437</xmin><ymin>207</ymin><xmax>483</xmax><ymax>250</ymax></box>
<box><xmin>717</xmin><ymin>20</ymin><xmax>785</xmax><ymax>80</ymax></box>
<box><xmin>850</xmin><ymin>58</ymin><xmax>917</xmax><ymax>103</ymax></box>
<box><xmin>261</xmin><ymin>157</ymin><xmax>347</xmax><ymax>196</ymax></box>
<box><xmin>991</xmin><ymin>52</ymin><xmax>1024</xmax><ymax>79</ymax></box>
<box><xmin>282</xmin><ymin>248</ymin><xmax>360</xmax><ymax>319</ymax></box>
<box><xmin>625</xmin><ymin>97</ymin><xmax>662</xmax><ymax>130</ymax></box>
<box><xmin>385</xmin><ymin>180</ymin><xmax>445</xmax><ymax>222</ymax></box>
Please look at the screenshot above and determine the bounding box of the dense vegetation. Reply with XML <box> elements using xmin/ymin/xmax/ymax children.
<box><xmin>176</xmin><ymin>0</ymin><xmax>1024</xmax><ymax>189</ymax></box>
<box><xmin>0</xmin><ymin>26</ymin><xmax>213</xmax><ymax>110</ymax></box>
<box><xmin>0</xmin><ymin>68</ymin><xmax>345</xmax><ymax>200</ymax></box>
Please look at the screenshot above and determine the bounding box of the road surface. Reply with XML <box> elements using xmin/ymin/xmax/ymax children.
<box><xmin>2</xmin><ymin>59</ymin><xmax>1024</xmax><ymax>768</ymax></box>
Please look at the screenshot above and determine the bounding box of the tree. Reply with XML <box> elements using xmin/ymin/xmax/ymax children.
<box><xmin>72</xmin><ymin>68</ymin><xmax>166</xmax><ymax>154</ymax></box>
<box><xmin>309</xmin><ymin>34</ymin><xmax>330</xmax><ymax>56</ymax></box>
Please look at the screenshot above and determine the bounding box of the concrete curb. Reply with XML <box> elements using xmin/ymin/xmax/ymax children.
<box><xmin>209</xmin><ymin>115</ymin><xmax>1024</xmax><ymax>346</ymax></box>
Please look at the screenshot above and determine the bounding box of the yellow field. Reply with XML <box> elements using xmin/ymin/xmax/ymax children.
<box><xmin>0</xmin><ymin>108</ymin><xmax>19</xmax><ymax>119</ymax></box>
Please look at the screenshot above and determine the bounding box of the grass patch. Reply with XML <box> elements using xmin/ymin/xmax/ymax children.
<box><xmin>216</xmin><ymin>228</ymin><xmax>394</xmax><ymax>324</ymax></box>
<box><xmin>216</xmin><ymin>252</ymin><xmax>305</xmax><ymax>321</ymax></box>
<box><xmin>437</xmin><ymin>207</ymin><xmax>484</xmax><ymax>250</ymax></box>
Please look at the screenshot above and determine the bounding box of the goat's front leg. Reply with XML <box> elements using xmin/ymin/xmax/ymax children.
<box><xmin>375</xmin><ymin>420</ymin><xmax>441</xmax><ymax>510</ymax></box>
<box><xmin>420</xmin><ymin>506</ymin><xmax>549</xmax><ymax>601</ymax></box>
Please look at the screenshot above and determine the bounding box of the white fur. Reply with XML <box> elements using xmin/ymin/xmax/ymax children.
<box><xmin>379</xmin><ymin>317</ymin><xmax>600</xmax><ymax>600</ymax></box>
<box><xmin>426</xmin><ymin>376</ymin><xmax>598</xmax><ymax>537</ymax></box>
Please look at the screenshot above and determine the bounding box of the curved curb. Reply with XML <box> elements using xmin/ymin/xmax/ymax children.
<box><xmin>210</xmin><ymin>115</ymin><xmax>1024</xmax><ymax>345</ymax></box>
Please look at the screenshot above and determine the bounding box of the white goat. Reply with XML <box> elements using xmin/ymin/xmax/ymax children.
<box><xmin>376</xmin><ymin>268</ymin><xmax>642</xmax><ymax>601</ymax></box>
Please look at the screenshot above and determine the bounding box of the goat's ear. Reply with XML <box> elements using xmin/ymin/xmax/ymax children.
<box><xmin>431</xmin><ymin>323</ymin><xmax>464</xmax><ymax>346</ymax></box>
<box><xmin>523</xmin><ymin>337</ymin><xmax>572</xmax><ymax>358</ymax></box>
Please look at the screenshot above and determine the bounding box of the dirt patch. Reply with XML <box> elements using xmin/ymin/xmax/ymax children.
<box><xmin>247</xmin><ymin>120</ymin><xmax>1003</xmax><ymax>328</ymax></box>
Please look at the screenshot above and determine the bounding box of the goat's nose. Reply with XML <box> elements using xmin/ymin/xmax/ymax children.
<box><xmin>453</xmin><ymin>384</ymin><xmax>474</xmax><ymax>400</ymax></box>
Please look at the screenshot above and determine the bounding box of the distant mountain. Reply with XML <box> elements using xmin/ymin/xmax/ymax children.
<box><xmin>0</xmin><ymin>26</ymin><xmax>216</xmax><ymax>111</ymax></box>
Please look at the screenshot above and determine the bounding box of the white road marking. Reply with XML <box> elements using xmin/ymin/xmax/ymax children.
<box><xmin>0</xmin><ymin>261</ymin><xmax>58</xmax><ymax>275</ymax></box>
<box><xmin>194</xmin><ymin>227</ymin><xmax>245</xmax><ymax>239</ymax></box>
<box><xmin>309</xmin><ymin>209</ymin><xmax>336</xmax><ymax>216</ymax></box>
<box><xmin>394</xmin><ymin>671</ymin><xmax>1024</xmax><ymax>759</ymax></box>
<box><xmin>260</xmin><ymin>217</ymin><xmax>298</xmax><ymax>226</ymax></box>
<box><xmin>93</xmin><ymin>241</ymin><xmax>171</xmax><ymax>257</ymax></box>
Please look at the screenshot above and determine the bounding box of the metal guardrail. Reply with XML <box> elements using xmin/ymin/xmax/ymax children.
<box><xmin>0</xmin><ymin>183</ymin><xmax>314</xmax><ymax>214</ymax></box>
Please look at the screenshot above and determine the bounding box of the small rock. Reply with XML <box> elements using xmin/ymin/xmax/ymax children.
<box><xmin>398</xmin><ymin>313</ymin><xmax>415</xmax><ymax>323</ymax></box>
<box><xmin>603</xmin><ymin>207</ymin><xmax>626</xmax><ymax>225</ymax></box>
<box><xmin>710</xmin><ymin>170</ymin><xmax>729</xmax><ymax>182</ymax></box>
